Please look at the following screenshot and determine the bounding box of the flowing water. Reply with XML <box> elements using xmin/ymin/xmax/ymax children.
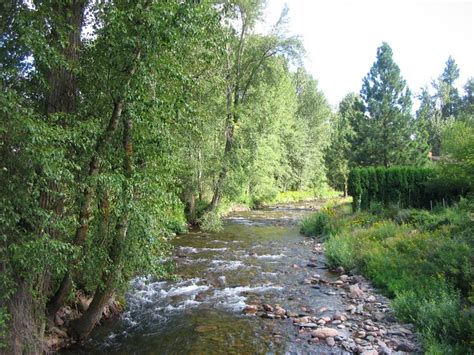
<box><xmin>69</xmin><ymin>202</ymin><xmax>349</xmax><ymax>354</ymax></box>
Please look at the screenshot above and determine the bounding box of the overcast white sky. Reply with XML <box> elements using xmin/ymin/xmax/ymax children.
<box><xmin>261</xmin><ymin>0</ymin><xmax>474</xmax><ymax>108</ymax></box>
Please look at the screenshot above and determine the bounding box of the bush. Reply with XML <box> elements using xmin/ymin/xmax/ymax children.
<box><xmin>392</xmin><ymin>285</ymin><xmax>473</xmax><ymax>352</ymax></box>
<box><xmin>325</xmin><ymin>233</ymin><xmax>356</xmax><ymax>270</ymax></box>
<box><xmin>165</xmin><ymin>220</ymin><xmax>188</xmax><ymax>234</ymax></box>
<box><xmin>300</xmin><ymin>212</ymin><xmax>332</xmax><ymax>239</ymax></box>
<box><xmin>199</xmin><ymin>210</ymin><xmax>223</xmax><ymax>232</ymax></box>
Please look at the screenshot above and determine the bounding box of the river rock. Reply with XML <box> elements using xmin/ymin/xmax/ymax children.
<box><xmin>293</xmin><ymin>316</ymin><xmax>309</xmax><ymax>324</ymax></box>
<box><xmin>311</xmin><ymin>327</ymin><xmax>339</xmax><ymax>339</ymax></box>
<box><xmin>340</xmin><ymin>274</ymin><xmax>349</xmax><ymax>282</ymax></box>
<box><xmin>54</xmin><ymin>314</ymin><xmax>64</xmax><ymax>327</ymax></box>
<box><xmin>326</xmin><ymin>336</ymin><xmax>336</xmax><ymax>347</ymax></box>
<box><xmin>333</xmin><ymin>311</ymin><xmax>344</xmax><ymax>320</ymax></box>
<box><xmin>262</xmin><ymin>313</ymin><xmax>276</xmax><ymax>319</ymax></box>
<box><xmin>263</xmin><ymin>304</ymin><xmax>274</xmax><ymax>312</ymax></box>
<box><xmin>366</xmin><ymin>295</ymin><xmax>376</xmax><ymax>302</ymax></box>
<box><xmin>274</xmin><ymin>306</ymin><xmax>286</xmax><ymax>316</ymax></box>
<box><xmin>377</xmin><ymin>340</ymin><xmax>392</xmax><ymax>355</ymax></box>
<box><xmin>395</xmin><ymin>342</ymin><xmax>416</xmax><ymax>352</ymax></box>
<box><xmin>345</xmin><ymin>304</ymin><xmax>356</xmax><ymax>313</ymax></box>
<box><xmin>50</xmin><ymin>327</ymin><xmax>68</xmax><ymax>338</ymax></box>
<box><xmin>361</xmin><ymin>350</ymin><xmax>378</xmax><ymax>355</ymax></box>
<box><xmin>335</xmin><ymin>266</ymin><xmax>345</xmax><ymax>274</ymax></box>
<box><xmin>349</xmin><ymin>284</ymin><xmax>364</xmax><ymax>298</ymax></box>
<box><xmin>243</xmin><ymin>305</ymin><xmax>258</xmax><ymax>314</ymax></box>
<box><xmin>356</xmin><ymin>330</ymin><xmax>366</xmax><ymax>338</ymax></box>
<box><xmin>299</xmin><ymin>323</ymin><xmax>318</xmax><ymax>328</ymax></box>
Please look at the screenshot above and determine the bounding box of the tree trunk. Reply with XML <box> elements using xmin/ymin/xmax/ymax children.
<box><xmin>71</xmin><ymin>112</ymin><xmax>134</xmax><ymax>339</ymax></box>
<box><xmin>188</xmin><ymin>192</ymin><xmax>196</xmax><ymax>222</ymax></box>
<box><xmin>210</xmin><ymin>127</ymin><xmax>233</xmax><ymax>210</ymax></box>
<box><xmin>48</xmin><ymin>45</ymin><xmax>141</xmax><ymax>314</ymax></box>
<box><xmin>210</xmin><ymin>83</ymin><xmax>235</xmax><ymax>211</ymax></box>
<box><xmin>47</xmin><ymin>101</ymin><xmax>123</xmax><ymax>316</ymax></box>
<box><xmin>344</xmin><ymin>176</ymin><xmax>348</xmax><ymax>198</ymax></box>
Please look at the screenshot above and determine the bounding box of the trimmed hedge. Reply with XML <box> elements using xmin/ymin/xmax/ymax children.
<box><xmin>348</xmin><ymin>166</ymin><xmax>464</xmax><ymax>212</ymax></box>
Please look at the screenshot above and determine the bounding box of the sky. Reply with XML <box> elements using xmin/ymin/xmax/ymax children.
<box><xmin>261</xmin><ymin>0</ymin><xmax>474</xmax><ymax>108</ymax></box>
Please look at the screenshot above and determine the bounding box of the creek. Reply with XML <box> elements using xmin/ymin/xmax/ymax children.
<box><xmin>65</xmin><ymin>202</ymin><xmax>383</xmax><ymax>354</ymax></box>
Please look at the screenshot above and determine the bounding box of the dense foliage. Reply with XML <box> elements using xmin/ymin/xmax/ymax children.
<box><xmin>347</xmin><ymin>166</ymin><xmax>468</xmax><ymax>212</ymax></box>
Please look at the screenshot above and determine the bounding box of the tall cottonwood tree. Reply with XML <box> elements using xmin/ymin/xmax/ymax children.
<box><xmin>325</xmin><ymin>93</ymin><xmax>360</xmax><ymax>195</ymax></box>
<box><xmin>209</xmin><ymin>0</ymin><xmax>301</xmax><ymax>210</ymax></box>
<box><xmin>417</xmin><ymin>57</ymin><xmax>466</xmax><ymax>156</ymax></box>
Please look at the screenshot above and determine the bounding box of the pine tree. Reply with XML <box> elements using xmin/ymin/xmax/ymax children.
<box><xmin>359</xmin><ymin>42</ymin><xmax>425</xmax><ymax>166</ymax></box>
<box><xmin>437</xmin><ymin>56</ymin><xmax>462</xmax><ymax>118</ymax></box>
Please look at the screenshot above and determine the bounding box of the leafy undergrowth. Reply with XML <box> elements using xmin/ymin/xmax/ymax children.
<box><xmin>301</xmin><ymin>198</ymin><xmax>474</xmax><ymax>354</ymax></box>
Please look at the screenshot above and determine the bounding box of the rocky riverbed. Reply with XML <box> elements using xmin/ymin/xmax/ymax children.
<box><xmin>243</xmin><ymin>242</ymin><xmax>420</xmax><ymax>354</ymax></box>
<box><xmin>65</xmin><ymin>201</ymin><xmax>420</xmax><ymax>354</ymax></box>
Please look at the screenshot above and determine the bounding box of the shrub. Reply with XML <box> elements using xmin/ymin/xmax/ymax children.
<box><xmin>199</xmin><ymin>210</ymin><xmax>223</xmax><ymax>232</ymax></box>
<box><xmin>300</xmin><ymin>212</ymin><xmax>332</xmax><ymax>239</ymax></box>
<box><xmin>325</xmin><ymin>233</ymin><xmax>356</xmax><ymax>270</ymax></box>
<box><xmin>392</xmin><ymin>285</ymin><xmax>472</xmax><ymax>351</ymax></box>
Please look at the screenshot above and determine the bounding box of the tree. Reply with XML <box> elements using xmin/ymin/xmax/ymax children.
<box><xmin>459</xmin><ymin>77</ymin><xmax>474</xmax><ymax>118</ymax></box>
<box><xmin>291</xmin><ymin>68</ymin><xmax>332</xmax><ymax>189</ymax></box>
<box><xmin>435</xmin><ymin>56</ymin><xmax>462</xmax><ymax>118</ymax></box>
<box><xmin>359</xmin><ymin>42</ymin><xmax>426</xmax><ymax>166</ymax></box>
<box><xmin>208</xmin><ymin>0</ymin><xmax>301</xmax><ymax>211</ymax></box>
<box><xmin>325</xmin><ymin>93</ymin><xmax>359</xmax><ymax>195</ymax></box>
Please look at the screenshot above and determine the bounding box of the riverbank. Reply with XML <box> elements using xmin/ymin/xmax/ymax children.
<box><xmin>44</xmin><ymin>293</ymin><xmax>122</xmax><ymax>352</ymax></box>
<box><xmin>244</xmin><ymin>240</ymin><xmax>420</xmax><ymax>353</ymax></box>
<box><xmin>301</xmin><ymin>200</ymin><xmax>473</xmax><ymax>353</ymax></box>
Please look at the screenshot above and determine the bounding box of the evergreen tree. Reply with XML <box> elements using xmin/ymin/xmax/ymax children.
<box><xmin>359</xmin><ymin>42</ymin><xmax>426</xmax><ymax>166</ymax></box>
<box><xmin>436</xmin><ymin>56</ymin><xmax>462</xmax><ymax>118</ymax></box>
<box><xmin>459</xmin><ymin>77</ymin><xmax>474</xmax><ymax>118</ymax></box>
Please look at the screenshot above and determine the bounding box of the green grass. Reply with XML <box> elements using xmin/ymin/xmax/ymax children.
<box><xmin>301</xmin><ymin>199</ymin><xmax>474</xmax><ymax>353</ymax></box>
